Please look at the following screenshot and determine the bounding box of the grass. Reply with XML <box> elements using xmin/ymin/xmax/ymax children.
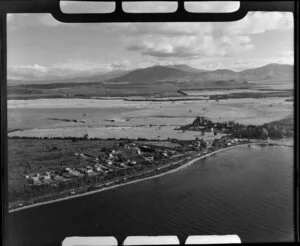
<box><xmin>8</xmin><ymin>139</ymin><xmax>119</xmax><ymax>194</ymax></box>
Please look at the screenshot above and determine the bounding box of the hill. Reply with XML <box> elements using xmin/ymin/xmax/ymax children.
<box><xmin>238</xmin><ymin>63</ymin><xmax>293</xmax><ymax>81</ymax></box>
<box><xmin>109</xmin><ymin>63</ymin><xmax>293</xmax><ymax>84</ymax></box>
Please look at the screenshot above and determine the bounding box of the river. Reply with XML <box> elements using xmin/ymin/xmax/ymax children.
<box><xmin>7</xmin><ymin>145</ymin><xmax>294</xmax><ymax>245</ymax></box>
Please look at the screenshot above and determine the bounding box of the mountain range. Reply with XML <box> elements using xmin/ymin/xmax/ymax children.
<box><xmin>8</xmin><ymin>63</ymin><xmax>293</xmax><ymax>87</ymax></box>
<box><xmin>109</xmin><ymin>63</ymin><xmax>293</xmax><ymax>84</ymax></box>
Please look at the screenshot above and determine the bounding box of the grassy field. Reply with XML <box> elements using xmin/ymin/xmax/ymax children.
<box><xmin>8</xmin><ymin>139</ymin><xmax>135</xmax><ymax>196</ymax></box>
<box><xmin>8</xmin><ymin>96</ymin><xmax>293</xmax><ymax>139</ymax></box>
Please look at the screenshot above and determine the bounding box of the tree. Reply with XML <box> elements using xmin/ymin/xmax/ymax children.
<box><xmin>214</xmin><ymin>131</ymin><xmax>217</xmax><ymax>136</ymax></box>
<box><xmin>260</xmin><ymin>128</ymin><xmax>269</xmax><ymax>140</ymax></box>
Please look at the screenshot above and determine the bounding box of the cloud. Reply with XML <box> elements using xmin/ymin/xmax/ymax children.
<box><xmin>127</xmin><ymin>33</ymin><xmax>254</xmax><ymax>59</ymax></box>
<box><xmin>121</xmin><ymin>12</ymin><xmax>292</xmax><ymax>60</ymax></box>
<box><xmin>225</xmin><ymin>12</ymin><xmax>293</xmax><ymax>36</ymax></box>
<box><xmin>8</xmin><ymin>59</ymin><xmax>131</xmax><ymax>80</ymax></box>
<box><xmin>275</xmin><ymin>50</ymin><xmax>294</xmax><ymax>64</ymax></box>
<box><xmin>110</xmin><ymin>60</ymin><xmax>131</xmax><ymax>70</ymax></box>
<box><xmin>190</xmin><ymin>57</ymin><xmax>293</xmax><ymax>72</ymax></box>
<box><xmin>107</xmin><ymin>22</ymin><xmax>213</xmax><ymax>37</ymax></box>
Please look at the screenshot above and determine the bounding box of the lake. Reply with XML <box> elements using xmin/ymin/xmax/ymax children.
<box><xmin>7</xmin><ymin>145</ymin><xmax>294</xmax><ymax>245</ymax></box>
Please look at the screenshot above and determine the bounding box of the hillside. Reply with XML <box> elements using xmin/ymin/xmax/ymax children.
<box><xmin>109</xmin><ymin>63</ymin><xmax>293</xmax><ymax>84</ymax></box>
<box><xmin>7</xmin><ymin>63</ymin><xmax>293</xmax><ymax>99</ymax></box>
<box><xmin>238</xmin><ymin>63</ymin><xmax>293</xmax><ymax>81</ymax></box>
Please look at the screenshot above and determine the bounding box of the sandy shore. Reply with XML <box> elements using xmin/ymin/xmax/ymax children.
<box><xmin>9</xmin><ymin>142</ymin><xmax>292</xmax><ymax>213</ymax></box>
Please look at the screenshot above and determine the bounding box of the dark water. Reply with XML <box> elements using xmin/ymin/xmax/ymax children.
<box><xmin>8</xmin><ymin>145</ymin><xmax>294</xmax><ymax>245</ymax></box>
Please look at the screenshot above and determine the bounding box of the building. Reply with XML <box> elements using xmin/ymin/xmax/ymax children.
<box><xmin>94</xmin><ymin>166</ymin><xmax>103</xmax><ymax>172</ymax></box>
<box><xmin>66</xmin><ymin>168</ymin><xmax>83</xmax><ymax>177</ymax></box>
<box><xmin>144</xmin><ymin>156</ymin><xmax>154</xmax><ymax>162</ymax></box>
<box><xmin>30</xmin><ymin>176</ymin><xmax>42</xmax><ymax>185</ymax></box>
<box><xmin>127</xmin><ymin>160</ymin><xmax>137</xmax><ymax>166</ymax></box>
<box><xmin>119</xmin><ymin>163</ymin><xmax>128</xmax><ymax>168</ymax></box>
<box><xmin>52</xmin><ymin>175</ymin><xmax>66</xmax><ymax>182</ymax></box>
<box><xmin>85</xmin><ymin>168</ymin><xmax>94</xmax><ymax>175</ymax></box>
<box><xmin>140</xmin><ymin>146</ymin><xmax>156</xmax><ymax>153</ymax></box>
<box><xmin>162</xmin><ymin>152</ymin><xmax>169</xmax><ymax>157</ymax></box>
<box><xmin>41</xmin><ymin>172</ymin><xmax>52</xmax><ymax>183</ymax></box>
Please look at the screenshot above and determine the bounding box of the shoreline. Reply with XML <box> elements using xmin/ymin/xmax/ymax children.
<box><xmin>9</xmin><ymin>141</ymin><xmax>292</xmax><ymax>213</ymax></box>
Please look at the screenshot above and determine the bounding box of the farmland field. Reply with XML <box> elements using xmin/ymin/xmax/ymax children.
<box><xmin>8</xmin><ymin>96</ymin><xmax>293</xmax><ymax>139</ymax></box>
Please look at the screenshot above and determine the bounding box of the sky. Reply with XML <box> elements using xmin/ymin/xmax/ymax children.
<box><xmin>7</xmin><ymin>1</ymin><xmax>294</xmax><ymax>80</ymax></box>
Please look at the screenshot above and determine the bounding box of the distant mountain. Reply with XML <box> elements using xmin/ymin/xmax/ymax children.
<box><xmin>168</xmin><ymin>64</ymin><xmax>207</xmax><ymax>73</ymax></box>
<box><xmin>238</xmin><ymin>63</ymin><xmax>293</xmax><ymax>80</ymax></box>
<box><xmin>109</xmin><ymin>65</ymin><xmax>195</xmax><ymax>83</ymax></box>
<box><xmin>68</xmin><ymin>70</ymin><xmax>130</xmax><ymax>83</ymax></box>
<box><xmin>109</xmin><ymin>63</ymin><xmax>293</xmax><ymax>84</ymax></box>
<box><xmin>8</xmin><ymin>70</ymin><xmax>130</xmax><ymax>86</ymax></box>
<box><xmin>8</xmin><ymin>63</ymin><xmax>293</xmax><ymax>87</ymax></box>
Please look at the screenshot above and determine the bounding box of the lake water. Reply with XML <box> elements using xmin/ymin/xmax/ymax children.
<box><xmin>7</xmin><ymin>145</ymin><xmax>294</xmax><ymax>246</ymax></box>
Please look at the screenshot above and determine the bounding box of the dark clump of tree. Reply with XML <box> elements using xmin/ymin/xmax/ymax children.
<box><xmin>232</xmin><ymin>116</ymin><xmax>293</xmax><ymax>140</ymax></box>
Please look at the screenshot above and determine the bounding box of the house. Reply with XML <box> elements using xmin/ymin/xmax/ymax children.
<box><xmin>41</xmin><ymin>172</ymin><xmax>52</xmax><ymax>182</ymax></box>
<box><xmin>61</xmin><ymin>172</ymin><xmax>76</xmax><ymax>179</ymax></box>
<box><xmin>82</xmin><ymin>165</ymin><xmax>94</xmax><ymax>174</ymax></box>
<box><xmin>127</xmin><ymin>160</ymin><xmax>137</xmax><ymax>166</ymax></box>
<box><xmin>144</xmin><ymin>156</ymin><xmax>154</xmax><ymax>162</ymax></box>
<box><xmin>134</xmin><ymin>147</ymin><xmax>142</xmax><ymax>155</ymax></box>
<box><xmin>140</xmin><ymin>146</ymin><xmax>156</xmax><ymax>153</ymax></box>
<box><xmin>85</xmin><ymin>168</ymin><xmax>94</xmax><ymax>175</ymax></box>
<box><xmin>30</xmin><ymin>176</ymin><xmax>42</xmax><ymax>185</ymax></box>
<box><xmin>162</xmin><ymin>152</ymin><xmax>169</xmax><ymax>157</ymax></box>
<box><xmin>94</xmin><ymin>166</ymin><xmax>103</xmax><ymax>172</ymax></box>
<box><xmin>93</xmin><ymin>164</ymin><xmax>103</xmax><ymax>172</ymax></box>
<box><xmin>99</xmin><ymin>164</ymin><xmax>109</xmax><ymax>170</ymax></box>
<box><xmin>206</xmin><ymin>141</ymin><xmax>213</xmax><ymax>148</ymax></box>
<box><xmin>52</xmin><ymin>175</ymin><xmax>66</xmax><ymax>182</ymax></box>
<box><xmin>67</xmin><ymin>168</ymin><xmax>83</xmax><ymax>177</ymax></box>
<box><xmin>77</xmin><ymin>167</ymin><xmax>87</xmax><ymax>173</ymax></box>
<box><xmin>119</xmin><ymin>163</ymin><xmax>128</xmax><ymax>168</ymax></box>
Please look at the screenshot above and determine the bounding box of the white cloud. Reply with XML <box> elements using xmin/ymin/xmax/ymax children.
<box><xmin>127</xmin><ymin>32</ymin><xmax>254</xmax><ymax>59</ymax></box>
<box><xmin>121</xmin><ymin>12</ymin><xmax>292</xmax><ymax>60</ymax></box>
<box><xmin>225</xmin><ymin>12</ymin><xmax>293</xmax><ymax>36</ymax></box>
<box><xmin>275</xmin><ymin>50</ymin><xmax>294</xmax><ymax>64</ymax></box>
<box><xmin>8</xmin><ymin>59</ymin><xmax>132</xmax><ymax>80</ymax></box>
<box><xmin>107</xmin><ymin>22</ymin><xmax>213</xmax><ymax>38</ymax></box>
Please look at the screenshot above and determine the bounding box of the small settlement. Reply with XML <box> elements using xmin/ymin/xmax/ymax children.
<box><xmin>25</xmin><ymin>142</ymin><xmax>179</xmax><ymax>186</ymax></box>
<box><xmin>24</xmin><ymin>116</ymin><xmax>256</xmax><ymax>187</ymax></box>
